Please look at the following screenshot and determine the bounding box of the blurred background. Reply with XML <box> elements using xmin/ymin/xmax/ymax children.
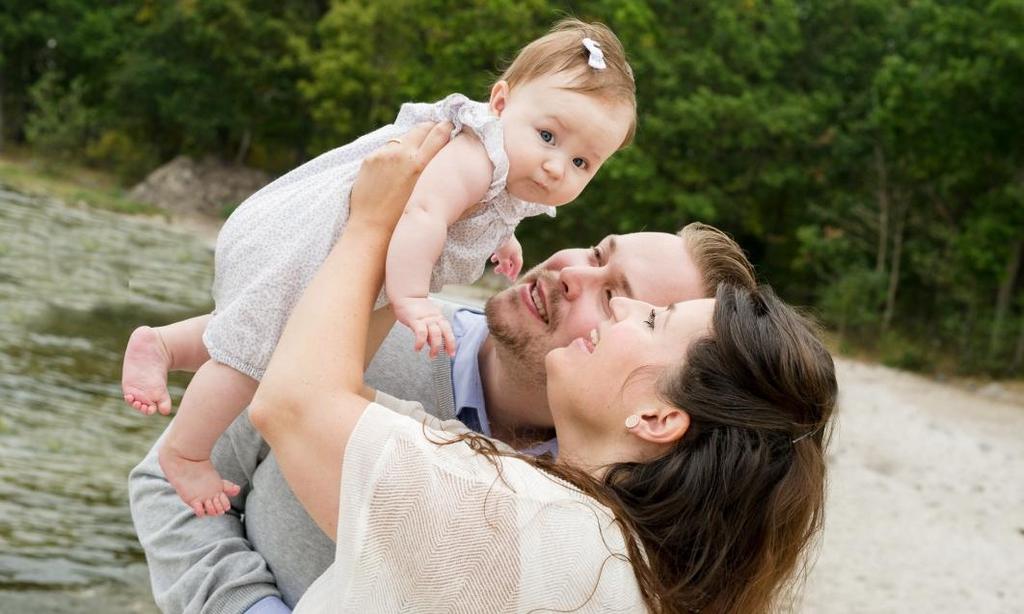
<box><xmin>0</xmin><ymin>1</ymin><xmax>1021</xmax><ymax>612</ymax></box>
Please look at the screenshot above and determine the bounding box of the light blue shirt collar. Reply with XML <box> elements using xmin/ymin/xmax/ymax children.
<box><xmin>451</xmin><ymin>308</ymin><xmax>491</xmax><ymax>437</ymax></box>
<box><xmin>450</xmin><ymin>308</ymin><xmax>558</xmax><ymax>458</ymax></box>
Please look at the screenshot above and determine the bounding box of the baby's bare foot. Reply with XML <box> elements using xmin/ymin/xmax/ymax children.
<box><xmin>158</xmin><ymin>446</ymin><xmax>240</xmax><ymax>517</ymax></box>
<box><xmin>122</xmin><ymin>326</ymin><xmax>172</xmax><ymax>415</ymax></box>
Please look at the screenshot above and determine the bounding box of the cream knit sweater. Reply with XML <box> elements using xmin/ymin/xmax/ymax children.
<box><xmin>294</xmin><ymin>392</ymin><xmax>647</xmax><ymax>613</ymax></box>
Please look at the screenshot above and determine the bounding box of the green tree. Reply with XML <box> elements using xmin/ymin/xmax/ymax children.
<box><xmin>300</xmin><ymin>0</ymin><xmax>554</xmax><ymax>153</ymax></box>
<box><xmin>107</xmin><ymin>0</ymin><xmax>315</xmax><ymax>168</ymax></box>
<box><xmin>2</xmin><ymin>0</ymin><xmax>1020</xmax><ymax>374</ymax></box>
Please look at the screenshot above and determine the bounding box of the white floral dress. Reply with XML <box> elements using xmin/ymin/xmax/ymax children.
<box><xmin>203</xmin><ymin>94</ymin><xmax>554</xmax><ymax>379</ymax></box>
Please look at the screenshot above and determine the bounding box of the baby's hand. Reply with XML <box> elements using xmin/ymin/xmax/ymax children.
<box><xmin>491</xmin><ymin>235</ymin><xmax>523</xmax><ymax>282</ymax></box>
<box><xmin>392</xmin><ymin>297</ymin><xmax>456</xmax><ymax>358</ymax></box>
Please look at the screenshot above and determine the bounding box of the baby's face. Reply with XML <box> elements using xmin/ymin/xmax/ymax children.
<box><xmin>490</xmin><ymin>71</ymin><xmax>634</xmax><ymax>207</ymax></box>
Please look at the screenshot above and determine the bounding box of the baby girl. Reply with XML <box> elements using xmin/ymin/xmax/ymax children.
<box><xmin>121</xmin><ymin>18</ymin><xmax>637</xmax><ymax>516</ymax></box>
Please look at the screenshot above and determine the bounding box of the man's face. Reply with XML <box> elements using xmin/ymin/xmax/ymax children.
<box><xmin>485</xmin><ymin>232</ymin><xmax>707</xmax><ymax>383</ymax></box>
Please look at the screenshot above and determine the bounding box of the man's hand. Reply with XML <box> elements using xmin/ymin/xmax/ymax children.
<box><xmin>491</xmin><ymin>235</ymin><xmax>523</xmax><ymax>281</ymax></box>
<box><xmin>391</xmin><ymin>296</ymin><xmax>456</xmax><ymax>358</ymax></box>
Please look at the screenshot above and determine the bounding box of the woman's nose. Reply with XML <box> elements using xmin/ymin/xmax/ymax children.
<box><xmin>610</xmin><ymin>296</ymin><xmax>645</xmax><ymax>321</ymax></box>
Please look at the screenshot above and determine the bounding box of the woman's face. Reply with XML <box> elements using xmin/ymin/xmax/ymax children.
<box><xmin>545</xmin><ymin>296</ymin><xmax>715</xmax><ymax>436</ymax></box>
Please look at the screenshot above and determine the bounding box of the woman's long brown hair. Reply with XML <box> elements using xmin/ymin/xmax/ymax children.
<box><xmin>443</xmin><ymin>284</ymin><xmax>837</xmax><ymax>613</ymax></box>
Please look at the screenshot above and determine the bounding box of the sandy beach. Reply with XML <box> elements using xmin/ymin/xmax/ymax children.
<box><xmin>799</xmin><ymin>359</ymin><xmax>1024</xmax><ymax>613</ymax></box>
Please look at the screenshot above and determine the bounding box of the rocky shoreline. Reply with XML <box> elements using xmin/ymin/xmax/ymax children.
<box><xmin>129</xmin><ymin>156</ymin><xmax>271</xmax><ymax>220</ymax></box>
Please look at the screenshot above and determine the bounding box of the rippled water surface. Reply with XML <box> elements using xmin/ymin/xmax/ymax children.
<box><xmin>0</xmin><ymin>187</ymin><xmax>215</xmax><ymax>612</ymax></box>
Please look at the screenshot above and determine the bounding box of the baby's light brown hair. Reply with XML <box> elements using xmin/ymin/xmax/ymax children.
<box><xmin>498</xmin><ymin>18</ymin><xmax>637</xmax><ymax>147</ymax></box>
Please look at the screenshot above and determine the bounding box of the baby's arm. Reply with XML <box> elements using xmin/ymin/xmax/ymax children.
<box><xmin>386</xmin><ymin>132</ymin><xmax>493</xmax><ymax>357</ymax></box>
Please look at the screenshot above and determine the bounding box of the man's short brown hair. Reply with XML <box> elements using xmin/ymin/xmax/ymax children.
<box><xmin>678</xmin><ymin>222</ymin><xmax>757</xmax><ymax>296</ymax></box>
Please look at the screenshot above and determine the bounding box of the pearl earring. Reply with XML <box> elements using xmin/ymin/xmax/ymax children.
<box><xmin>624</xmin><ymin>414</ymin><xmax>640</xmax><ymax>430</ymax></box>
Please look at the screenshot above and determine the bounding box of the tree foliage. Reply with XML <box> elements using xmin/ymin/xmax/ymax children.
<box><xmin>2</xmin><ymin>0</ymin><xmax>1021</xmax><ymax>374</ymax></box>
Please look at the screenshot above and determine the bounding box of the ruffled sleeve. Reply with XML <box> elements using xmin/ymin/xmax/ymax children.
<box><xmin>394</xmin><ymin>93</ymin><xmax>556</xmax><ymax>220</ymax></box>
<box><xmin>395</xmin><ymin>94</ymin><xmax>507</xmax><ymax>203</ymax></box>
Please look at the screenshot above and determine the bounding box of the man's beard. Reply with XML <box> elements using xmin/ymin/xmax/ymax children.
<box><xmin>483</xmin><ymin>277</ymin><xmax>563</xmax><ymax>390</ymax></box>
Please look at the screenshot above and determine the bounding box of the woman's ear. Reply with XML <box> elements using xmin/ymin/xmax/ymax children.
<box><xmin>631</xmin><ymin>406</ymin><xmax>690</xmax><ymax>445</ymax></box>
<box><xmin>489</xmin><ymin>80</ymin><xmax>510</xmax><ymax>116</ymax></box>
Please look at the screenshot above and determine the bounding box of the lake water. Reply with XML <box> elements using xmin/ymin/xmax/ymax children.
<box><xmin>0</xmin><ymin>186</ymin><xmax>215</xmax><ymax>613</ymax></box>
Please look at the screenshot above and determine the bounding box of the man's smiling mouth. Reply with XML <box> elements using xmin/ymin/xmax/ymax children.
<box><xmin>528</xmin><ymin>281</ymin><xmax>549</xmax><ymax>324</ymax></box>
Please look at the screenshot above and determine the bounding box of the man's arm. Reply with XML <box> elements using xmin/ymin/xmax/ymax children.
<box><xmin>129</xmin><ymin>410</ymin><xmax>280</xmax><ymax>614</ymax></box>
<box><xmin>131</xmin><ymin>311</ymin><xmax>444</xmax><ymax>613</ymax></box>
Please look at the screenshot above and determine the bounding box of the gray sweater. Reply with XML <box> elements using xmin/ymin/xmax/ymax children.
<box><xmin>128</xmin><ymin>301</ymin><xmax>467</xmax><ymax>613</ymax></box>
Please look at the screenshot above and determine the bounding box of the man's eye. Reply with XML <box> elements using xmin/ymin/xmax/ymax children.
<box><xmin>539</xmin><ymin>130</ymin><xmax>554</xmax><ymax>143</ymax></box>
<box><xmin>573</xmin><ymin>157</ymin><xmax>588</xmax><ymax>169</ymax></box>
<box><xmin>644</xmin><ymin>309</ymin><xmax>656</xmax><ymax>330</ymax></box>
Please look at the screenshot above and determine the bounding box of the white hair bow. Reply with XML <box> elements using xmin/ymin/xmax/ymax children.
<box><xmin>582</xmin><ymin>37</ymin><xmax>606</xmax><ymax>70</ymax></box>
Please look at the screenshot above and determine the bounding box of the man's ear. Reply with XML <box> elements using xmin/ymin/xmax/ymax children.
<box><xmin>632</xmin><ymin>406</ymin><xmax>690</xmax><ymax>445</ymax></box>
<box><xmin>489</xmin><ymin>80</ymin><xmax>510</xmax><ymax>116</ymax></box>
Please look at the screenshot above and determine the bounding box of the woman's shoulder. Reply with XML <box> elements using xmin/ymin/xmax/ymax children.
<box><xmin>354</xmin><ymin>402</ymin><xmax>619</xmax><ymax>525</ymax></box>
<box><xmin>355</xmin><ymin>398</ymin><xmax>512</xmax><ymax>471</ymax></box>
<box><xmin>502</xmin><ymin>459</ymin><xmax>625</xmax><ymax>538</ymax></box>
<box><xmin>346</xmin><ymin>403</ymin><xmax>645</xmax><ymax>610</ymax></box>
<box><xmin>356</xmin><ymin>402</ymin><xmax>590</xmax><ymax>504</ymax></box>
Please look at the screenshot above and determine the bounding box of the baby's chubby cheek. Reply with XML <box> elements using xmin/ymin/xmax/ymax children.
<box><xmin>502</xmin><ymin>143</ymin><xmax>529</xmax><ymax>179</ymax></box>
<box><xmin>556</xmin><ymin>184</ymin><xmax>586</xmax><ymax>207</ymax></box>
<box><xmin>505</xmin><ymin>180</ymin><xmax>533</xmax><ymax>203</ymax></box>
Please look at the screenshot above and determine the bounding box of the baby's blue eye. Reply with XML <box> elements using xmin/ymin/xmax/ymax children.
<box><xmin>573</xmin><ymin>157</ymin><xmax>587</xmax><ymax>169</ymax></box>
<box><xmin>539</xmin><ymin>130</ymin><xmax>553</xmax><ymax>143</ymax></box>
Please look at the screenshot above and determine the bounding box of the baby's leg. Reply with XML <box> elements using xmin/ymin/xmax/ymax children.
<box><xmin>122</xmin><ymin>314</ymin><xmax>211</xmax><ymax>415</ymax></box>
<box><xmin>158</xmin><ymin>359</ymin><xmax>257</xmax><ymax>516</ymax></box>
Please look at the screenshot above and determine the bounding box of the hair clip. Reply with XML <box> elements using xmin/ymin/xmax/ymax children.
<box><xmin>582</xmin><ymin>37</ymin><xmax>606</xmax><ymax>70</ymax></box>
<box><xmin>791</xmin><ymin>425</ymin><xmax>823</xmax><ymax>444</ymax></box>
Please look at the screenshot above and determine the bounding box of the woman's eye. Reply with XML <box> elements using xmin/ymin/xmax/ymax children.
<box><xmin>573</xmin><ymin>157</ymin><xmax>588</xmax><ymax>169</ymax></box>
<box><xmin>539</xmin><ymin>130</ymin><xmax>554</xmax><ymax>143</ymax></box>
<box><xmin>644</xmin><ymin>309</ymin><xmax>656</xmax><ymax>330</ymax></box>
